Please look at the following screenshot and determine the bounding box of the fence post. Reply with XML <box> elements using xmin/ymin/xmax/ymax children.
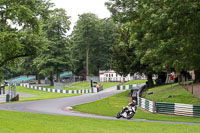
<box><xmin>117</xmin><ymin>85</ymin><xmax>120</xmax><ymax>90</ymax></box>
<box><xmin>192</xmin><ymin>81</ymin><xmax>194</xmax><ymax>94</ymax></box>
<box><xmin>153</xmin><ymin>101</ymin><xmax>156</xmax><ymax>113</ymax></box>
<box><xmin>6</xmin><ymin>94</ymin><xmax>10</xmax><ymax>102</ymax></box>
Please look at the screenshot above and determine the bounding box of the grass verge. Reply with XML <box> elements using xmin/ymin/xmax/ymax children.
<box><xmin>0</xmin><ymin>111</ymin><xmax>199</xmax><ymax>133</ymax></box>
<box><xmin>43</xmin><ymin>81</ymin><xmax>120</xmax><ymax>90</ymax></box>
<box><xmin>6</xmin><ymin>86</ymin><xmax>78</xmax><ymax>102</ymax></box>
<box><xmin>101</xmin><ymin>82</ymin><xmax>121</xmax><ymax>89</ymax></box>
<box><xmin>123</xmin><ymin>80</ymin><xmax>147</xmax><ymax>86</ymax></box>
<box><xmin>73</xmin><ymin>90</ymin><xmax>200</xmax><ymax>123</ymax></box>
<box><xmin>144</xmin><ymin>84</ymin><xmax>200</xmax><ymax>105</ymax></box>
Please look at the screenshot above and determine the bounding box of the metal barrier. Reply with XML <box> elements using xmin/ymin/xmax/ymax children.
<box><xmin>156</xmin><ymin>102</ymin><xmax>200</xmax><ymax>117</ymax></box>
<box><xmin>0</xmin><ymin>86</ymin><xmax>5</xmax><ymax>95</ymax></box>
<box><xmin>20</xmin><ymin>83</ymin><xmax>101</xmax><ymax>94</ymax></box>
<box><xmin>136</xmin><ymin>84</ymin><xmax>200</xmax><ymax>117</ymax></box>
<box><xmin>138</xmin><ymin>97</ymin><xmax>155</xmax><ymax>113</ymax></box>
<box><xmin>117</xmin><ymin>83</ymin><xmax>146</xmax><ymax>90</ymax></box>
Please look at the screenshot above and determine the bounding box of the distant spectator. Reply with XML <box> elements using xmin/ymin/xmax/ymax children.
<box><xmin>96</xmin><ymin>84</ymin><xmax>100</xmax><ymax>91</ymax></box>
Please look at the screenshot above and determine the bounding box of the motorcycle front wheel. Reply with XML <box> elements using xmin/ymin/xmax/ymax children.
<box><xmin>126</xmin><ymin>112</ymin><xmax>134</xmax><ymax>119</ymax></box>
<box><xmin>116</xmin><ymin>112</ymin><xmax>121</xmax><ymax>119</ymax></box>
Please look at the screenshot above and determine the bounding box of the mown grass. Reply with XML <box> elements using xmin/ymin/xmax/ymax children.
<box><xmin>73</xmin><ymin>90</ymin><xmax>200</xmax><ymax>123</ymax></box>
<box><xmin>144</xmin><ymin>84</ymin><xmax>200</xmax><ymax>105</ymax></box>
<box><xmin>123</xmin><ymin>80</ymin><xmax>147</xmax><ymax>86</ymax></box>
<box><xmin>44</xmin><ymin>81</ymin><xmax>120</xmax><ymax>90</ymax></box>
<box><xmin>101</xmin><ymin>82</ymin><xmax>121</xmax><ymax>89</ymax></box>
<box><xmin>44</xmin><ymin>81</ymin><xmax>91</xmax><ymax>90</ymax></box>
<box><xmin>0</xmin><ymin>111</ymin><xmax>199</xmax><ymax>133</ymax></box>
<box><xmin>5</xmin><ymin>86</ymin><xmax>78</xmax><ymax>102</ymax></box>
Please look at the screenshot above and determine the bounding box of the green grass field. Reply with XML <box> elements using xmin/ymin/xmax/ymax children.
<box><xmin>0</xmin><ymin>111</ymin><xmax>199</xmax><ymax>133</ymax></box>
<box><xmin>144</xmin><ymin>84</ymin><xmax>200</xmax><ymax>105</ymax></box>
<box><xmin>44</xmin><ymin>81</ymin><xmax>91</xmax><ymax>90</ymax></box>
<box><xmin>101</xmin><ymin>82</ymin><xmax>121</xmax><ymax>89</ymax></box>
<box><xmin>6</xmin><ymin>86</ymin><xmax>78</xmax><ymax>102</ymax></box>
<box><xmin>73</xmin><ymin>90</ymin><xmax>200</xmax><ymax>123</ymax></box>
<box><xmin>44</xmin><ymin>81</ymin><xmax>120</xmax><ymax>90</ymax></box>
<box><xmin>123</xmin><ymin>80</ymin><xmax>147</xmax><ymax>86</ymax></box>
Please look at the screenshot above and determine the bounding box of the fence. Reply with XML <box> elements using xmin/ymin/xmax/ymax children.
<box><xmin>20</xmin><ymin>83</ymin><xmax>102</xmax><ymax>94</ymax></box>
<box><xmin>136</xmin><ymin>85</ymin><xmax>200</xmax><ymax>117</ymax></box>
<box><xmin>120</xmin><ymin>83</ymin><xmax>200</xmax><ymax>117</ymax></box>
<box><xmin>0</xmin><ymin>86</ymin><xmax>5</xmax><ymax>95</ymax></box>
<box><xmin>100</xmin><ymin>77</ymin><xmax>132</xmax><ymax>82</ymax></box>
<box><xmin>0</xmin><ymin>86</ymin><xmax>9</xmax><ymax>103</ymax></box>
<box><xmin>87</xmin><ymin>76</ymin><xmax>99</xmax><ymax>82</ymax></box>
<box><xmin>156</xmin><ymin>102</ymin><xmax>200</xmax><ymax>117</ymax></box>
<box><xmin>138</xmin><ymin>97</ymin><xmax>155</xmax><ymax>113</ymax></box>
<box><xmin>117</xmin><ymin>83</ymin><xmax>146</xmax><ymax>90</ymax></box>
<box><xmin>137</xmin><ymin>98</ymin><xmax>200</xmax><ymax>117</ymax></box>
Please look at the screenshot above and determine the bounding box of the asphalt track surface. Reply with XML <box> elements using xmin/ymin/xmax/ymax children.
<box><xmin>0</xmin><ymin>85</ymin><xmax>200</xmax><ymax>126</ymax></box>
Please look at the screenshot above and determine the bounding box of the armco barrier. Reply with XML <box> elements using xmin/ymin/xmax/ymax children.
<box><xmin>0</xmin><ymin>95</ymin><xmax>6</xmax><ymax>103</ymax></box>
<box><xmin>138</xmin><ymin>97</ymin><xmax>155</xmax><ymax>113</ymax></box>
<box><xmin>20</xmin><ymin>83</ymin><xmax>100</xmax><ymax>94</ymax></box>
<box><xmin>136</xmin><ymin>84</ymin><xmax>200</xmax><ymax>117</ymax></box>
<box><xmin>156</xmin><ymin>102</ymin><xmax>200</xmax><ymax>117</ymax></box>
<box><xmin>117</xmin><ymin>83</ymin><xmax>146</xmax><ymax>90</ymax></box>
<box><xmin>138</xmin><ymin>97</ymin><xmax>200</xmax><ymax>117</ymax></box>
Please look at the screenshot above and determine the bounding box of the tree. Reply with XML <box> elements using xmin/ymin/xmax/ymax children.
<box><xmin>72</xmin><ymin>13</ymin><xmax>99</xmax><ymax>79</ymax></box>
<box><xmin>94</xmin><ymin>18</ymin><xmax>120</xmax><ymax>72</ymax></box>
<box><xmin>35</xmin><ymin>8</ymin><xmax>72</xmax><ymax>85</ymax></box>
<box><xmin>106</xmin><ymin>0</ymin><xmax>200</xmax><ymax>85</ymax></box>
<box><xmin>0</xmin><ymin>0</ymin><xmax>53</xmax><ymax>80</ymax></box>
<box><xmin>72</xmin><ymin>14</ymin><xmax>120</xmax><ymax>78</ymax></box>
<box><xmin>106</xmin><ymin>0</ymin><xmax>155</xmax><ymax>87</ymax></box>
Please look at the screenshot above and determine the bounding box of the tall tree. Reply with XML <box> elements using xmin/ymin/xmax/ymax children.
<box><xmin>35</xmin><ymin>8</ymin><xmax>72</xmax><ymax>85</ymax></box>
<box><xmin>0</xmin><ymin>0</ymin><xmax>53</xmax><ymax>80</ymax></box>
<box><xmin>72</xmin><ymin>14</ymin><xmax>119</xmax><ymax>77</ymax></box>
<box><xmin>106</xmin><ymin>0</ymin><xmax>200</xmax><ymax>84</ymax></box>
<box><xmin>72</xmin><ymin>13</ymin><xmax>99</xmax><ymax>79</ymax></box>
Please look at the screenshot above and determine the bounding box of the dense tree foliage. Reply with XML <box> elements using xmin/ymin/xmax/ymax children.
<box><xmin>34</xmin><ymin>8</ymin><xmax>72</xmax><ymax>85</ymax></box>
<box><xmin>0</xmin><ymin>0</ymin><xmax>52</xmax><ymax>67</ymax></box>
<box><xmin>71</xmin><ymin>13</ymin><xmax>119</xmax><ymax>78</ymax></box>
<box><xmin>0</xmin><ymin>1</ymin><xmax>73</xmax><ymax>84</ymax></box>
<box><xmin>0</xmin><ymin>0</ymin><xmax>53</xmax><ymax>81</ymax></box>
<box><xmin>106</xmin><ymin>0</ymin><xmax>200</xmax><ymax>85</ymax></box>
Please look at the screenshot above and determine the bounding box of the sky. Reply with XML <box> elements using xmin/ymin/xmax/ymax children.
<box><xmin>50</xmin><ymin>0</ymin><xmax>111</xmax><ymax>33</ymax></box>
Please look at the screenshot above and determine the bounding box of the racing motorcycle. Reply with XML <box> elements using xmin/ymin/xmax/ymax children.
<box><xmin>116</xmin><ymin>101</ymin><xmax>137</xmax><ymax>119</ymax></box>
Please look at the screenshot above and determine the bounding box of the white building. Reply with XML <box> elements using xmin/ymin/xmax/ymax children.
<box><xmin>99</xmin><ymin>70</ymin><xmax>132</xmax><ymax>82</ymax></box>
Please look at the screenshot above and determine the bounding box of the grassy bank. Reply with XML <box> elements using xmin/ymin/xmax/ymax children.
<box><xmin>0</xmin><ymin>111</ymin><xmax>199</xmax><ymax>133</ymax></box>
<box><xmin>144</xmin><ymin>84</ymin><xmax>200</xmax><ymax>105</ymax></box>
<box><xmin>73</xmin><ymin>90</ymin><xmax>200</xmax><ymax>123</ymax></box>
<box><xmin>43</xmin><ymin>81</ymin><xmax>120</xmax><ymax>90</ymax></box>
<box><xmin>6</xmin><ymin>86</ymin><xmax>78</xmax><ymax>102</ymax></box>
<box><xmin>123</xmin><ymin>80</ymin><xmax>147</xmax><ymax>86</ymax></box>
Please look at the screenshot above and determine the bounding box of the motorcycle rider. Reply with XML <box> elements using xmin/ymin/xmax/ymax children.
<box><xmin>128</xmin><ymin>100</ymin><xmax>137</xmax><ymax>111</ymax></box>
<box><xmin>122</xmin><ymin>100</ymin><xmax>137</xmax><ymax>113</ymax></box>
<box><xmin>116</xmin><ymin>100</ymin><xmax>137</xmax><ymax>119</ymax></box>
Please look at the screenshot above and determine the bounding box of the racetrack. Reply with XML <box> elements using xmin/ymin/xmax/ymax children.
<box><xmin>0</xmin><ymin>85</ymin><xmax>200</xmax><ymax>126</ymax></box>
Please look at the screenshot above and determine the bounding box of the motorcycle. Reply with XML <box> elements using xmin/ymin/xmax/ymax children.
<box><xmin>116</xmin><ymin>102</ymin><xmax>137</xmax><ymax>119</ymax></box>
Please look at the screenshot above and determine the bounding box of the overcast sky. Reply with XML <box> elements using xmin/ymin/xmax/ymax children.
<box><xmin>50</xmin><ymin>0</ymin><xmax>111</xmax><ymax>33</ymax></box>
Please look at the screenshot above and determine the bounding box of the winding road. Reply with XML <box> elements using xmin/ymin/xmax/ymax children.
<box><xmin>0</xmin><ymin>85</ymin><xmax>200</xmax><ymax>126</ymax></box>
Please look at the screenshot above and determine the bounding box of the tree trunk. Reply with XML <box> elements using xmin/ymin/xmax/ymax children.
<box><xmin>147</xmin><ymin>74</ymin><xmax>154</xmax><ymax>88</ymax></box>
<box><xmin>86</xmin><ymin>48</ymin><xmax>89</xmax><ymax>81</ymax></box>
<box><xmin>37</xmin><ymin>73</ymin><xmax>41</xmax><ymax>84</ymax></box>
<box><xmin>56</xmin><ymin>70</ymin><xmax>61</xmax><ymax>83</ymax></box>
<box><xmin>194</xmin><ymin>70</ymin><xmax>200</xmax><ymax>83</ymax></box>
<box><xmin>50</xmin><ymin>72</ymin><xmax>54</xmax><ymax>86</ymax></box>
